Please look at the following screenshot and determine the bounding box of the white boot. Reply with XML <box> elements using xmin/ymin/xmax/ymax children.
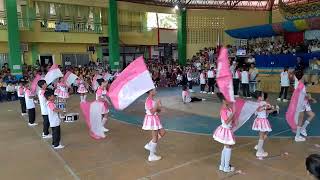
<box><xmin>219</xmin><ymin>147</ymin><xmax>226</xmax><ymax>171</ymax></box>
<box><xmin>148</xmin><ymin>142</ymin><xmax>161</xmax><ymax>162</ymax></box>
<box><xmin>144</xmin><ymin>140</ymin><xmax>152</xmax><ymax>151</ymax></box>
<box><xmin>256</xmin><ymin>139</ymin><xmax>268</xmax><ymax>158</ymax></box>
<box><xmin>83</xmin><ymin>95</ymin><xmax>87</xmax><ymax>102</ymax></box>
<box><xmin>223</xmin><ymin>148</ymin><xmax>235</xmax><ymax>173</ymax></box>
<box><xmin>102</xmin><ymin>117</ymin><xmax>109</xmax><ymax>132</ymax></box>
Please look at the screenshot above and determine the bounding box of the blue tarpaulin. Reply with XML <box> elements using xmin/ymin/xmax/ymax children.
<box><xmin>255</xmin><ymin>52</ymin><xmax>320</xmax><ymax>68</ymax></box>
<box><xmin>225</xmin><ymin>24</ymin><xmax>277</xmax><ymax>39</ymax></box>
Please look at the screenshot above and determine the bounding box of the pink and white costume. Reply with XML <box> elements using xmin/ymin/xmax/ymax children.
<box><xmin>213</xmin><ymin>107</ymin><xmax>235</xmax><ymax>145</ymax></box>
<box><xmin>142</xmin><ymin>96</ymin><xmax>163</xmax><ymax>130</ymax></box>
<box><xmin>301</xmin><ymin>98</ymin><xmax>312</xmax><ymax>112</ymax></box>
<box><xmin>252</xmin><ymin>101</ymin><xmax>272</xmax><ymax>132</ymax></box>
<box><xmin>96</xmin><ymin>86</ymin><xmax>109</xmax><ymax>114</ymax></box>
<box><xmin>55</xmin><ymin>82</ymin><xmax>69</xmax><ymax>99</ymax></box>
<box><xmin>77</xmin><ymin>79</ymin><xmax>88</xmax><ymax>94</ymax></box>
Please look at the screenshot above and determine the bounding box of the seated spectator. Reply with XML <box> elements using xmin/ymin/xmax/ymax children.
<box><xmin>6</xmin><ymin>82</ymin><xmax>16</xmax><ymax>101</ymax></box>
<box><xmin>247</xmin><ymin>55</ymin><xmax>255</xmax><ymax>64</ymax></box>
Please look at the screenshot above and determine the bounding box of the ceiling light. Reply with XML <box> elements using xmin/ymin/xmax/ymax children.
<box><xmin>174</xmin><ymin>5</ymin><xmax>179</xmax><ymax>10</ymax></box>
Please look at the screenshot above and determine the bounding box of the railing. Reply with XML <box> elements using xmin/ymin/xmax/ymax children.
<box><xmin>40</xmin><ymin>22</ymin><xmax>103</xmax><ymax>34</ymax></box>
<box><xmin>0</xmin><ymin>18</ymin><xmax>31</xmax><ymax>30</ymax></box>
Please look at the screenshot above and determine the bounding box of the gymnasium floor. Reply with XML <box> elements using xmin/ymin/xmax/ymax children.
<box><xmin>0</xmin><ymin>87</ymin><xmax>319</xmax><ymax>180</ymax></box>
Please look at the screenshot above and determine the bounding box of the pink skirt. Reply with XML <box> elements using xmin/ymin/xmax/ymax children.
<box><xmin>58</xmin><ymin>91</ymin><xmax>69</xmax><ymax>99</ymax></box>
<box><xmin>77</xmin><ymin>85</ymin><xmax>88</xmax><ymax>94</ymax></box>
<box><xmin>252</xmin><ymin>118</ymin><xmax>272</xmax><ymax>132</ymax></box>
<box><xmin>212</xmin><ymin>126</ymin><xmax>235</xmax><ymax>145</ymax></box>
<box><xmin>142</xmin><ymin>115</ymin><xmax>163</xmax><ymax>130</ymax></box>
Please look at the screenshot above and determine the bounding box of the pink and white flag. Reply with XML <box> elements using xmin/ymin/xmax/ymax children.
<box><xmin>63</xmin><ymin>71</ymin><xmax>78</xmax><ymax>87</ymax></box>
<box><xmin>80</xmin><ymin>101</ymin><xmax>106</xmax><ymax>140</ymax></box>
<box><xmin>31</xmin><ymin>74</ymin><xmax>42</xmax><ymax>94</ymax></box>
<box><xmin>232</xmin><ymin>98</ymin><xmax>259</xmax><ymax>132</ymax></box>
<box><xmin>286</xmin><ymin>81</ymin><xmax>306</xmax><ymax>131</ymax></box>
<box><xmin>44</xmin><ymin>64</ymin><xmax>63</xmax><ymax>85</ymax></box>
<box><xmin>216</xmin><ymin>47</ymin><xmax>235</xmax><ymax>102</ymax></box>
<box><xmin>108</xmin><ymin>56</ymin><xmax>155</xmax><ymax>110</ymax></box>
<box><xmin>92</xmin><ymin>74</ymin><xmax>102</xmax><ymax>91</ymax></box>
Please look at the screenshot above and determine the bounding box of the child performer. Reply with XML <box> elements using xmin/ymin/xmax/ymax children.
<box><xmin>38</xmin><ymin>80</ymin><xmax>51</xmax><ymax>139</ymax></box>
<box><xmin>213</xmin><ymin>93</ymin><xmax>235</xmax><ymax>173</ymax></box>
<box><xmin>44</xmin><ymin>90</ymin><xmax>64</xmax><ymax>149</ymax></box>
<box><xmin>295</xmin><ymin>92</ymin><xmax>316</xmax><ymax>142</ymax></box>
<box><xmin>17</xmin><ymin>80</ymin><xmax>27</xmax><ymax>116</ymax></box>
<box><xmin>142</xmin><ymin>89</ymin><xmax>166</xmax><ymax>162</ymax></box>
<box><xmin>278</xmin><ymin>67</ymin><xmax>290</xmax><ymax>102</ymax></box>
<box><xmin>96</xmin><ymin>79</ymin><xmax>110</xmax><ymax>133</ymax></box>
<box><xmin>252</xmin><ymin>91</ymin><xmax>278</xmax><ymax>159</ymax></box>
<box><xmin>241</xmin><ymin>67</ymin><xmax>250</xmax><ymax>98</ymax></box>
<box><xmin>182</xmin><ymin>85</ymin><xmax>205</xmax><ymax>103</ymax></box>
<box><xmin>200</xmin><ymin>70</ymin><xmax>207</xmax><ymax>93</ymax></box>
<box><xmin>25</xmin><ymin>82</ymin><xmax>37</xmax><ymax>126</ymax></box>
<box><xmin>77</xmin><ymin>75</ymin><xmax>88</xmax><ymax>102</ymax></box>
<box><xmin>56</xmin><ymin>78</ymin><xmax>69</xmax><ymax>113</ymax></box>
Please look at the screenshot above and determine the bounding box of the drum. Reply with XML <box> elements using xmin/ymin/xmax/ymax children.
<box><xmin>63</xmin><ymin>113</ymin><xmax>79</xmax><ymax>122</ymax></box>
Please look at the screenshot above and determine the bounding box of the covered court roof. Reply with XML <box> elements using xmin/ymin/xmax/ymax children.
<box><xmin>118</xmin><ymin>0</ymin><xmax>316</xmax><ymax>10</ymax></box>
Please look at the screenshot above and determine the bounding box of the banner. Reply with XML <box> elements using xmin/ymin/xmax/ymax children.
<box><xmin>216</xmin><ymin>47</ymin><xmax>235</xmax><ymax>102</ymax></box>
<box><xmin>108</xmin><ymin>56</ymin><xmax>155</xmax><ymax>110</ymax></box>
<box><xmin>232</xmin><ymin>98</ymin><xmax>259</xmax><ymax>132</ymax></box>
<box><xmin>44</xmin><ymin>64</ymin><xmax>63</xmax><ymax>85</ymax></box>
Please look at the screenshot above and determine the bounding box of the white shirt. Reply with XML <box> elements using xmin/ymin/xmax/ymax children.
<box><xmin>17</xmin><ymin>86</ymin><xmax>24</xmax><ymax>97</ymax></box>
<box><xmin>187</xmin><ymin>72</ymin><xmax>192</xmax><ymax>81</ymax></box>
<box><xmin>195</xmin><ymin>62</ymin><xmax>201</xmax><ymax>70</ymax></box>
<box><xmin>207</xmin><ymin>70</ymin><xmax>215</xmax><ymax>78</ymax></box>
<box><xmin>280</xmin><ymin>71</ymin><xmax>290</xmax><ymax>87</ymax></box>
<box><xmin>47</xmin><ymin>101</ymin><xmax>61</xmax><ymax>127</ymax></box>
<box><xmin>256</xmin><ymin>101</ymin><xmax>267</xmax><ymax>118</ymax></box>
<box><xmin>6</xmin><ymin>85</ymin><xmax>15</xmax><ymax>92</ymax></box>
<box><xmin>247</xmin><ymin>57</ymin><xmax>255</xmax><ymax>63</ymax></box>
<box><xmin>249</xmin><ymin>68</ymin><xmax>258</xmax><ymax>81</ymax></box>
<box><xmin>25</xmin><ymin>89</ymin><xmax>35</xmax><ymax>109</ymax></box>
<box><xmin>38</xmin><ymin>89</ymin><xmax>48</xmax><ymax>115</ymax></box>
<box><xmin>241</xmin><ymin>71</ymin><xmax>249</xmax><ymax>84</ymax></box>
<box><xmin>200</xmin><ymin>73</ymin><xmax>206</xmax><ymax>84</ymax></box>
<box><xmin>182</xmin><ymin>91</ymin><xmax>191</xmax><ymax>103</ymax></box>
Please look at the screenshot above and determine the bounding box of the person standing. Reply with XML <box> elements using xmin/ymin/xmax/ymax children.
<box><xmin>207</xmin><ymin>67</ymin><xmax>216</xmax><ymax>94</ymax></box>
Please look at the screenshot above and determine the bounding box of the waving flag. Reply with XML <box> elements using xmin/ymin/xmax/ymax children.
<box><xmin>108</xmin><ymin>56</ymin><xmax>155</xmax><ymax>110</ymax></box>
<box><xmin>44</xmin><ymin>64</ymin><xmax>63</xmax><ymax>85</ymax></box>
<box><xmin>80</xmin><ymin>101</ymin><xmax>106</xmax><ymax>140</ymax></box>
<box><xmin>216</xmin><ymin>47</ymin><xmax>235</xmax><ymax>102</ymax></box>
<box><xmin>31</xmin><ymin>74</ymin><xmax>42</xmax><ymax>94</ymax></box>
<box><xmin>63</xmin><ymin>71</ymin><xmax>78</xmax><ymax>87</ymax></box>
<box><xmin>92</xmin><ymin>74</ymin><xmax>101</xmax><ymax>91</ymax></box>
<box><xmin>232</xmin><ymin>98</ymin><xmax>259</xmax><ymax>132</ymax></box>
<box><xmin>286</xmin><ymin>81</ymin><xmax>306</xmax><ymax>131</ymax></box>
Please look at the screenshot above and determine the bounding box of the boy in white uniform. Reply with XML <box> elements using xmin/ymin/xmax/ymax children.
<box><xmin>45</xmin><ymin>90</ymin><xmax>64</xmax><ymax>149</ymax></box>
<box><xmin>277</xmin><ymin>67</ymin><xmax>290</xmax><ymax>102</ymax></box>
<box><xmin>38</xmin><ymin>80</ymin><xmax>52</xmax><ymax>139</ymax></box>
<box><xmin>25</xmin><ymin>83</ymin><xmax>37</xmax><ymax>126</ymax></box>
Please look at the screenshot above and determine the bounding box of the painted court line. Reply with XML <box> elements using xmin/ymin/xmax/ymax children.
<box><xmin>19</xmin><ymin>115</ymin><xmax>80</xmax><ymax>180</ymax></box>
<box><xmin>137</xmin><ymin>129</ymin><xmax>292</xmax><ymax>180</ymax></box>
